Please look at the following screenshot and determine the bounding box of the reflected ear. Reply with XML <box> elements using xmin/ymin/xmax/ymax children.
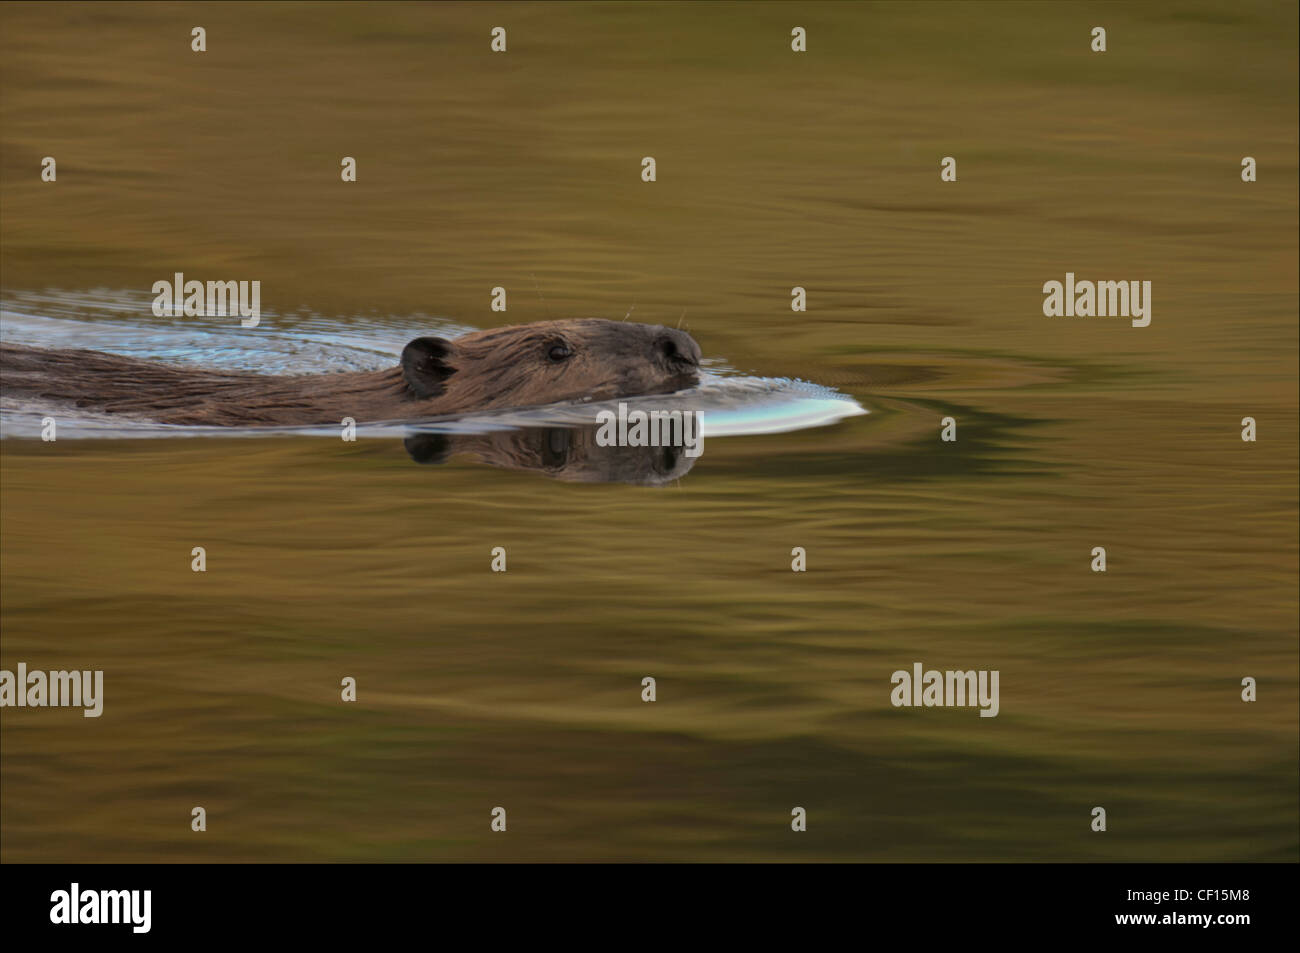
<box><xmin>404</xmin><ymin>433</ymin><xmax>453</xmax><ymax>465</ymax></box>
<box><xmin>401</xmin><ymin>337</ymin><xmax>458</xmax><ymax>399</ymax></box>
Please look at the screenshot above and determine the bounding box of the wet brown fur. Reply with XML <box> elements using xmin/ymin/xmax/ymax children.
<box><xmin>0</xmin><ymin>319</ymin><xmax>702</xmax><ymax>426</ymax></box>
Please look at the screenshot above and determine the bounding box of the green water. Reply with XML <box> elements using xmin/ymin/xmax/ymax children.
<box><xmin>1</xmin><ymin>1</ymin><xmax>1296</xmax><ymax>861</ymax></box>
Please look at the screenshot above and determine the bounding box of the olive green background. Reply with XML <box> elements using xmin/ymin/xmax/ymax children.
<box><xmin>1</xmin><ymin>1</ymin><xmax>1296</xmax><ymax>861</ymax></box>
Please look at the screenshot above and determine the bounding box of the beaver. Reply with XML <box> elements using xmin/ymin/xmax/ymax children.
<box><xmin>0</xmin><ymin>319</ymin><xmax>702</xmax><ymax>426</ymax></box>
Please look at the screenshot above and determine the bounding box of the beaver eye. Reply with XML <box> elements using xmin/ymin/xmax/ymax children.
<box><xmin>547</xmin><ymin>343</ymin><xmax>573</xmax><ymax>362</ymax></box>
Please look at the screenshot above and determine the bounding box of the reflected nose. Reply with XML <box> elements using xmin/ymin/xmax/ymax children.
<box><xmin>656</xmin><ymin>328</ymin><xmax>701</xmax><ymax>368</ymax></box>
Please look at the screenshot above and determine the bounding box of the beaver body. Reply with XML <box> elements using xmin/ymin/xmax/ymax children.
<box><xmin>0</xmin><ymin>319</ymin><xmax>702</xmax><ymax>427</ymax></box>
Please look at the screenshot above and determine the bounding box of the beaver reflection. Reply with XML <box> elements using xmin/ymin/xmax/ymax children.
<box><xmin>404</xmin><ymin>423</ymin><xmax>697</xmax><ymax>486</ymax></box>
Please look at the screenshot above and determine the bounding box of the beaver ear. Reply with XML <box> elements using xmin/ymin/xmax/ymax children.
<box><xmin>401</xmin><ymin>337</ymin><xmax>458</xmax><ymax>399</ymax></box>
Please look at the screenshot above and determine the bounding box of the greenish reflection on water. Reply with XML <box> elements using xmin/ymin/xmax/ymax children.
<box><xmin>1</xmin><ymin>1</ymin><xmax>1296</xmax><ymax>861</ymax></box>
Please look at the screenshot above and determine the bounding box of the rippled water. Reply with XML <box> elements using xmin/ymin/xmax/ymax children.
<box><xmin>1</xmin><ymin>1</ymin><xmax>1296</xmax><ymax>862</ymax></box>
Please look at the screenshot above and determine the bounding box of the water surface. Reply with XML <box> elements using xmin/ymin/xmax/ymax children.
<box><xmin>1</xmin><ymin>1</ymin><xmax>1296</xmax><ymax>862</ymax></box>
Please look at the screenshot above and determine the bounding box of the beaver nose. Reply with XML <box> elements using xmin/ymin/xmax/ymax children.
<box><xmin>656</xmin><ymin>329</ymin><xmax>701</xmax><ymax>367</ymax></box>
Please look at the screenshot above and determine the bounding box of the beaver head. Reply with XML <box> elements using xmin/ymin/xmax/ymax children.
<box><xmin>399</xmin><ymin>319</ymin><xmax>701</xmax><ymax>412</ymax></box>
